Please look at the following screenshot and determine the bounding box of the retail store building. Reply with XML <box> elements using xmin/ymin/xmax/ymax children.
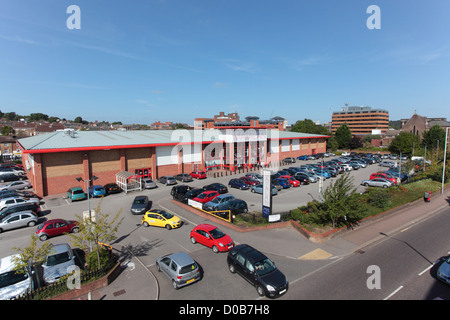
<box><xmin>17</xmin><ymin>128</ymin><xmax>328</xmax><ymax>197</ymax></box>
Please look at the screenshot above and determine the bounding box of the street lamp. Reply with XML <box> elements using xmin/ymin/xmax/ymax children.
<box><xmin>442</xmin><ymin>127</ymin><xmax>449</xmax><ymax>194</ymax></box>
<box><xmin>75</xmin><ymin>175</ymin><xmax>98</xmax><ymax>251</ymax></box>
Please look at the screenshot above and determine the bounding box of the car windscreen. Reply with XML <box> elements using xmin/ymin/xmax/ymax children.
<box><xmin>254</xmin><ymin>258</ymin><xmax>277</xmax><ymax>276</ymax></box>
<box><xmin>0</xmin><ymin>270</ymin><xmax>28</xmax><ymax>289</ymax></box>
<box><xmin>179</xmin><ymin>262</ymin><xmax>198</xmax><ymax>275</ymax></box>
<box><xmin>72</xmin><ymin>189</ymin><xmax>84</xmax><ymax>195</ymax></box>
<box><xmin>46</xmin><ymin>252</ymin><xmax>71</xmax><ymax>266</ymax></box>
<box><xmin>159</xmin><ymin>211</ymin><xmax>174</xmax><ymax>219</ymax></box>
<box><xmin>209</xmin><ymin>227</ymin><xmax>225</xmax><ymax>239</ymax></box>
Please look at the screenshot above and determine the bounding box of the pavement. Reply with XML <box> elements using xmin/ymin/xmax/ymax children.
<box><xmin>81</xmin><ymin>186</ymin><xmax>450</xmax><ymax>300</ymax></box>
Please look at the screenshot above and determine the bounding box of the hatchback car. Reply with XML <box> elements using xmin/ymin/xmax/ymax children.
<box><xmin>0</xmin><ymin>181</ymin><xmax>31</xmax><ymax>192</ymax></box>
<box><xmin>103</xmin><ymin>183</ymin><xmax>121</xmax><ymax>194</ymax></box>
<box><xmin>157</xmin><ymin>176</ymin><xmax>177</xmax><ymax>186</ymax></box>
<box><xmin>42</xmin><ymin>243</ymin><xmax>77</xmax><ymax>284</ymax></box>
<box><xmin>203</xmin><ymin>183</ymin><xmax>228</xmax><ymax>194</ymax></box>
<box><xmin>174</xmin><ymin>174</ymin><xmax>193</xmax><ymax>183</ymax></box>
<box><xmin>179</xmin><ymin>188</ymin><xmax>204</xmax><ymax>204</ymax></box>
<box><xmin>0</xmin><ymin>211</ymin><xmax>38</xmax><ymax>233</ymax></box>
<box><xmin>282</xmin><ymin>157</ymin><xmax>296</xmax><ymax>164</ymax></box>
<box><xmin>215</xmin><ymin>199</ymin><xmax>248</xmax><ymax>214</ymax></box>
<box><xmin>190</xmin><ymin>224</ymin><xmax>234</xmax><ymax>253</ymax></box>
<box><xmin>272</xmin><ymin>178</ymin><xmax>290</xmax><ymax>189</ymax></box>
<box><xmin>35</xmin><ymin>219</ymin><xmax>79</xmax><ymax>241</ymax></box>
<box><xmin>228</xmin><ymin>178</ymin><xmax>250</xmax><ymax>190</ymax></box>
<box><xmin>370</xmin><ymin>172</ymin><xmax>398</xmax><ymax>185</ymax></box>
<box><xmin>192</xmin><ymin>191</ymin><xmax>220</xmax><ymax>204</ymax></box>
<box><xmin>0</xmin><ymin>196</ymin><xmax>39</xmax><ymax>210</ymax></box>
<box><xmin>203</xmin><ymin>194</ymin><xmax>236</xmax><ymax>211</ymax></box>
<box><xmin>0</xmin><ymin>174</ymin><xmax>23</xmax><ymax>183</ymax></box>
<box><xmin>130</xmin><ymin>195</ymin><xmax>152</xmax><ymax>215</ymax></box>
<box><xmin>251</xmin><ymin>184</ymin><xmax>278</xmax><ymax>195</ymax></box>
<box><xmin>142</xmin><ymin>178</ymin><xmax>157</xmax><ymax>189</ymax></box>
<box><xmin>279</xmin><ymin>175</ymin><xmax>300</xmax><ymax>187</ymax></box>
<box><xmin>141</xmin><ymin>209</ymin><xmax>182</xmax><ymax>230</ymax></box>
<box><xmin>66</xmin><ymin>187</ymin><xmax>87</xmax><ymax>202</ymax></box>
<box><xmin>361</xmin><ymin>178</ymin><xmax>392</xmax><ymax>188</ymax></box>
<box><xmin>89</xmin><ymin>185</ymin><xmax>106</xmax><ymax>197</ymax></box>
<box><xmin>227</xmin><ymin>244</ymin><xmax>288</xmax><ymax>298</ymax></box>
<box><xmin>189</xmin><ymin>171</ymin><xmax>207</xmax><ymax>179</ymax></box>
<box><xmin>0</xmin><ymin>254</ymin><xmax>32</xmax><ymax>300</ymax></box>
<box><xmin>437</xmin><ymin>256</ymin><xmax>450</xmax><ymax>285</ymax></box>
<box><xmin>171</xmin><ymin>185</ymin><xmax>193</xmax><ymax>201</ymax></box>
<box><xmin>156</xmin><ymin>252</ymin><xmax>201</xmax><ymax>289</ymax></box>
<box><xmin>0</xmin><ymin>202</ymin><xmax>40</xmax><ymax>220</ymax></box>
<box><xmin>239</xmin><ymin>177</ymin><xmax>260</xmax><ymax>186</ymax></box>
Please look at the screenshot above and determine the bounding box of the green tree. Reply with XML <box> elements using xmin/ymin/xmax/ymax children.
<box><xmin>291</xmin><ymin>119</ymin><xmax>330</xmax><ymax>135</ymax></box>
<box><xmin>335</xmin><ymin>123</ymin><xmax>352</xmax><ymax>149</ymax></box>
<box><xmin>1</xmin><ymin>125</ymin><xmax>15</xmax><ymax>136</ymax></box>
<box><xmin>388</xmin><ymin>132</ymin><xmax>421</xmax><ymax>155</ymax></box>
<box><xmin>349</xmin><ymin>135</ymin><xmax>363</xmax><ymax>150</ymax></box>
<box><xmin>74</xmin><ymin>116</ymin><xmax>83</xmax><ymax>123</ymax></box>
<box><xmin>422</xmin><ymin>125</ymin><xmax>446</xmax><ymax>151</ymax></box>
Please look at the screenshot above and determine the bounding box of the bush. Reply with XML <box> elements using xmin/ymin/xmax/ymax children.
<box><xmin>367</xmin><ymin>189</ymin><xmax>392</xmax><ymax>209</ymax></box>
<box><xmin>86</xmin><ymin>247</ymin><xmax>112</xmax><ymax>270</ymax></box>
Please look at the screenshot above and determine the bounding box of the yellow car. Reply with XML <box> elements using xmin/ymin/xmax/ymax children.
<box><xmin>141</xmin><ymin>209</ymin><xmax>182</xmax><ymax>230</ymax></box>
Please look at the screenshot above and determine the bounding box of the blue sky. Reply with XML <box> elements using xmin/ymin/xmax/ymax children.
<box><xmin>1</xmin><ymin>0</ymin><xmax>449</xmax><ymax>126</ymax></box>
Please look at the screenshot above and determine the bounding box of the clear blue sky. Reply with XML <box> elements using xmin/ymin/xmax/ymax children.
<box><xmin>1</xmin><ymin>0</ymin><xmax>449</xmax><ymax>126</ymax></box>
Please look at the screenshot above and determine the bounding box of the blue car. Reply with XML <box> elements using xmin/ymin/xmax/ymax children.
<box><xmin>251</xmin><ymin>184</ymin><xmax>278</xmax><ymax>195</ymax></box>
<box><xmin>228</xmin><ymin>178</ymin><xmax>250</xmax><ymax>190</ymax></box>
<box><xmin>297</xmin><ymin>155</ymin><xmax>308</xmax><ymax>160</ymax></box>
<box><xmin>272</xmin><ymin>178</ymin><xmax>291</xmax><ymax>189</ymax></box>
<box><xmin>204</xmin><ymin>194</ymin><xmax>236</xmax><ymax>211</ymax></box>
<box><xmin>89</xmin><ymin>185</ymin><xmax>106</xmax><ymax>197</ymax></box>
<box><xmin>313</xmin><ymin>170</ymin><xmax>330</xmax><ymax>179</ymax></box>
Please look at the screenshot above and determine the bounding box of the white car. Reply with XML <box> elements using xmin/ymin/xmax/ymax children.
<box><xmin>0</xmin><ymin>254</ymin><xmax>32</xmax><ymax>300</ymax></box>
<box><xmin>0</xmin><ymin>196</ymin><xmax>39</xmax><ymax>210</ymax></box>
<box><xmin>42</xmin><ymin>243</ymin><xmax>77</xmax><ymax>284</ymax></box>
<box><xmin>0</xmin><ymin>181</ymin><xmax>31</xmax><ymax>192</ymax></box>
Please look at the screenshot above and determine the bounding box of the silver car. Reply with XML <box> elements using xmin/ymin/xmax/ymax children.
<box><xmin>0</xmin><ymin>211</ymin><xmax>38</xmax><ymax>233</ymax></box>
<box><xmin>0</xmin><ymin>181</ymin><xmax>31</xmax><ymax>192</ymax></box>
<box><xmin>379</xmin><ymin>160</ymin><xmax>395</xmax><ymax>168</ymax></box>
<box><xmin>0</xmin><ymin>196</ymin><xmax>39</xmax><ymax>210</ymax></box>
<box><xmin>142</xmin><ymin>178</ymin><xmax>157</xmax><ymax>189</ymax></box>
<box><xmin>361</xmin><ymin>178</ymin><xmax>392</xmax><ymax>188</ymax></box>
<box><xmin>156</xmin><ymin>252</ymin><xmax>201</xmax><ymax>289</ymax></box>
<box><xmin>42</xmin><ymin>243</ymin><xmax>77</xmax><ymax>284</ymax></box>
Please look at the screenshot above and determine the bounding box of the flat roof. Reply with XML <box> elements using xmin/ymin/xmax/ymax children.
<box><xmin>18</xmin><ymin>129</ymin><xmax>329</xmax><ymax>154</ymax></box>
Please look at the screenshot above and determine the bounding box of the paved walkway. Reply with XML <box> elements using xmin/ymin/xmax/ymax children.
<box><xmin>85</xmin><ymin>187</ymin><xmax>450</xmax><ymax>300</ymax></box>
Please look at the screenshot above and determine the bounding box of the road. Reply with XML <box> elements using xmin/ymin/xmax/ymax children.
<box><xmin>279</xmin><ymin>205</ymin><xmax>450</xmax><ymax>300</ymax></box>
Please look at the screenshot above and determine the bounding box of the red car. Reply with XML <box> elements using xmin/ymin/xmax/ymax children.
<box><xmin>239</xmin><ymin>176</ymin><xmax>259</xmax><ymax>186</ymax></box>
<box><xmin>192</xmin><ymin>191</ymin><xmax>219</xmax><ymax>203</ymax></box>
<box><xmin>190</xmin><ymin>171</ymin><xmax>207</xmax><ymax>179</ymax></box>
<box><xmin>370</xmin><ymin>173</ymin><xmax>398</xmax><ymax>185</ymax></box>
<box><xmin>279</xmin><ymin>175</ymin><xmax>300</xmax><ymax>187</ymax></box>
<box><xmin>190</xmin><ymin>224</ymin><xmax>234</xmax><ymax>253</ymax></box>
<box><xmin>36</xmin><ymin>219</ymin><xmax>79</xmax><ymax>241</ymax></box>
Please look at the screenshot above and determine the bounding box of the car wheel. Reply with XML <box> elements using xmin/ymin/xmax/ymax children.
<box><xmin>72</xmin><ymin>227</ymin><xmax>79</xmax><ymax>233</ymax></box>
<box><xmin>27</xmin><ymin>221</ymin><xmax>36</xmax><ymax>227</ymax></box>
<box><xmin>364</xmin><ymin>183</ymin><xmax>369</xmax><ymax>186</ymax></box>
<box><xmin>172</xmin><ymin>280</ymin><xmax>179</xmax><ymax>290</ymax></box>
<box><xmin>39</xmin><ymin>234</ymin><xmax>48</xmax><ymax>241</ymax></box>
<box><xmin>228</xmin><ymin>263</ymin><xmax>236</xmax><ymax>274</ymax></box>
<box><xmin>190</xmin><ymin>236</ymin><xmax>197</xmax><ymax>244</ymax></box>
<box><xmin>212</xmin><ymin>245</ymin><xmax>219</xmax><ymax>253</ymax></box>
<box><xmin>383</xmin><ymin>185</ymin><xmax>387</xmax><ymax>188</ymax></box>
<box><xmin>165</xmin><ymin>224</ymin><xmax>172</xmax><ymax>230</ymax></box>
<box><xmin>251</xmin><ymin>189</ymin><xmax>255</xmax><ymax>193</ymax></box>
<box><xmin>156</xmin><ymin>262</ymin><xmax>161</xmax><ymax>272</ymax></box>
<box><xmin>256</xmin><ymin>285</ymin><xmax>265</xmax><ymax>297</ymax></box>
<box><xmin>143</xmin><ymin>221</ymin><xmax>149</xmax><ymax>227</ymax></box>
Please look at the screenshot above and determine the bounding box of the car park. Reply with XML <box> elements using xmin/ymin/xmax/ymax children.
<box><xmin>0</xmin><ymin>211</ymin><xmax>38</xmax><ymax>233</ymax></box>
<box><xmin>214</xmin><ymin>199</ymin><xmax>248</xmax><ymax>214</ymax></box>
<box><xmin>66</xmin><ymin>187</ymin><xmax>87</xmax><ymax>202</ymax></box>
<box><xmin>228</xmin><ymin>178</ymin><xmax>250</xmax><ymax>190</ymax></box>
<box><xmin>156</xmin><ymin>252</ymin><xmax>201</xmax><ymax>289</ymax></box>
<box><xmin>0</xmin><ymin>181</ymin><xmax>31</xmax><ymax>192</ymax></box>
<box><xmin>157</xmin><ymin>176</ymin><xmax>177</xmax><ymax>186</ymax></box>
<box><xmin>141</xmin><ymin>209</ymin><xmax>182</xmax><ymax>230</ymax></box>
<box><xmin>251</xmin><ymin>184</ymin><xmax>278</xmax><ymax>195</ymax></box>
<box><xmin>227</xmin><ymin>244</ymin><xmax>288</xmax><ymax>298</ymax></box>
<box><xmin>189</xmin><ymin>171</ymin><xmax>207</xmax><ymax>179</ymax></box>
<box><xmin>174</xmin><ymin>174</ymin><xmax>193</xmax><ymax>183</ymax></box>
<box><xmin>42</xmin><ymin>243</ymin><xmax>77</xmax><ymax>284</ymax></box>
<box><xmin>0</xmin><ymin>202</ymin><xmax>40</xmax><ymax>220</ymax></box>
<box><xmin>0</xmin><ymin>254</ymin><xmax>32</xmax><ymax>300</ymax></box>
<box><xmin>203</xmin><ymin>194</ymin><xmax>236</xmax><ymax>211</ymax></box>
<box><xmin>130</xmin><ymin>195</ymin><xmax>152</xmax><ymax>215</ymax></box>
<box><xmin>190</xmin><ymin>224</ymin><xmax>234</xmax><ymax>253</ymax></box>
<box><xmin>192</xmin><ymin>190</ymin><xmax>220</xmax><ymax>204</ymax></box>
<box><xmin>103</xmin><ymin>183</ymin><xmax>121</xmax><ymax>194</ymax></box>
<box><xmin>35</xmin><ymin>219</ymin><xmax>79</xmax><ymax>241</ymax></box>
<box><xmin>89</xmin><ymin>185</ymin><xmax>106</xmax><ymax>198</ymax></box>
<box><xmin>142</xmin><ymin>178</ymin><xmax>157</xmax><ymax>189</ymax></box>
<box><xmin>203</xmin><ymin>183</ymin><xmax>228</xmax><ymax>194</ymax></box>
<box><xmin>360</xmin><ymin>178</ymin><xmax>392</xmax><ymax>188</ymax></box>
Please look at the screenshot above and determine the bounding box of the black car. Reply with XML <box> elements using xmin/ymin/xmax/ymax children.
<box><xmin>292</xmin><ymin>173</ymin><xmax>310</xmax><ymax>185</ymax></box>
<box><xmin>171</xmin><ymin>185</ymin><xmax>192</xmax><ymax>201</ymax></box>
<box><xmin>174</xmin><ymin>174</ymin><xmax>193</xmax><ymax>183</ymax></box>
<box><xmin>104</xmin><ymin>183</ymin><xmax>121</xmax><ymax>194</ymax></box>
<box><xmin>227</xmin><ymin>244</ymin><xmax>288</xmax><ymax>298</ymax></box>
<box><xmin>215</xmin><ymin>199</ymin><xmax>248</xmax><ymax>215</ymax></box>
<box><xmin>181</xmin><ymin>188</ymin><xmax>204</xmax><ymax>203</ymax></box>
<box><xmin>0</xmin><ymin>174</ymin><xmax>23</xmax><ymax>183</ymax></box>
<box><xmin>130</xmin><ymin>195</ymin><xmax>152</xmax><ymax>215</ymax></box>
<box><xmin>0</xmin><ymin>202</ymin><xmax>40</xmax><ymax>220</ymax></box>
<box><xmin>203</xmin><ymin>183</ymin><xmax>228</xmax><ymax>194</ymax></box>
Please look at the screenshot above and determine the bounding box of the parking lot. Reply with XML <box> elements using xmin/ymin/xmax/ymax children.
<box><xmin>0</xmin><ymin>156</ymin><xmax>391</xmax><ymax>299</ymax></box>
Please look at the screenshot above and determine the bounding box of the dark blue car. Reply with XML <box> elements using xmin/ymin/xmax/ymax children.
<box><xmin>228</xmin><ymin>178</ymin><xmax>250</xmax><ymax>190</ymax></box>
<box><xmin>297</xmin><ymin>155</ymin><xmax>308</xmax><ymax>160</ymax></box>
<box><xmin>272</xmin><ymin>178</ymin><xmax>290</xmax><ymax>189</ymax></box>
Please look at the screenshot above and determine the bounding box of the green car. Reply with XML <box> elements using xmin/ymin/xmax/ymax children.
<box><xmin>66</xmin><ymin>187</ymin><xmax>87</xmax><ymax>201</ymax></box>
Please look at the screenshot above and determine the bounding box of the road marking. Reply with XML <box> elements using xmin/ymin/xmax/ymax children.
<box><xmin>383</xmin><ymin>285</ymin><xmax>403</xmax><ymax>300</ymax></box>
<box><xmin>298</xmin><ymin>248</ymin><xmax>333</xmax><ymax>260</ymax></box>
<box><xmin>418</xmin><ymin>264</ymin><xmax>433</xmax><ymax>276</ymax></box>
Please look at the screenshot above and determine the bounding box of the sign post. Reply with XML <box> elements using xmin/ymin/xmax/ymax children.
<box><xmin>262</xmin><ymin>170</ymin><xmax>276</xmax><ymax>221</ymax></box>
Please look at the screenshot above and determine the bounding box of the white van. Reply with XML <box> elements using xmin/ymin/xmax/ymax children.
<box><xmin>0</xmin><ymin>255</ymin><xmax>31</xmax><ymax>300</ymax></box>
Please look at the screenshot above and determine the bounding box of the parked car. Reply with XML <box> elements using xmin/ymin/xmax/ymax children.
<box><xmin>251</xmin><ymin>184</ymin><xmax>278</xmax><ymax>195</ymax></box>
<box><xmin>203</xmin><ymin>194</ymin><xmax>236</xmax><ymax>212</ymax></box>
<box><xmin>227</xmin><ymin>244</ymin><xmax>288</xmax><ymax>298</ymax></box>
<box><xmin>141</xmin><ymin>209</ymin><xmax>182</xmax><ymax>230</ymax></box>
<box><xmin>0</xmin><ymin>254</ymin><xmax>32</xmax><ymax>300</ymax></box>
<box><xmin>36</xmin><ymin>219</ymin><xmax>79</xmax><ymax>241</ymax></box>
<box><xmin>66</xmin><ymin>187</ymin><xmax>87</xmax><ymax>202</ymax></box>
<box><xmin>297</xmin><ymin>155</ymin><xmax>308</xmax><ymax>160</ymax></box>
<box><xmin>192</xmin><ymin>191</ymin><xmax>220</xmax><ymax>204</ymax></box>
<box><xmin>130</xmin><ymin>195</ymin><xmax>152</xmax><ymax>215</ymax></box>
<box><xmin>294</xmin><ymin>172</ymin><xmax>314</xmax><ymax>184</ymax></box>
<box><xmin>215</xmin><ymin>199</ymin><xmax>248</xmax><ymax>215</ymax></box>
<box><xmin>437</xmin><ymin>256</ymin><xmax>450</xmax><ymax>285</ymax></box>
<box><xmin>0</xmin><ymin>196</ymin><xmax>39</xmax><ymax>210</ymax></box>
<box><xmin>245</xmin><ymin>173</ymin><xmax>263</xmax><ymax>183</ymax></box>
<box><xmin>282</xmin><ymin>157</ymin><xmax>296</xmax><ymax>164</ymax></box>
<box><xmin>0</xmin><ymin>174</ymin><xmax>24</xmax><ymax>183</ymax></box>
<box><xmin>379</xmin><ymin>160</ymin><xmax>396</xmax><ymax>168</ymax></box>
<box><xmin>189</xmin><ymin>171</ymin><xmax>207</xmax><ymax>179</ymax></box>
<box><xmin>279</xmin><ymin>175</ymin><xmax>300</xmax><ymax>187</ymax></box>
<box><xmin>228</xmin><ymin>178</ymin><xmax>250</xmax><ymax>190</ymax></box>
<box><xmin>156</xmin><ymin>252</ymin><xmax>201</xmax><ymax>289</ymax></box>
<box><xmin>0</xmin><ymin>211</ymin><xmax>38</xmax><ymax>233</ymax></box>
<box><xmin>239</xmin><ymin>176</ymin><xmax>260</xmax><ymax>186</ymax></box>
<box><xmin>142</xmin><ymin>178</ymin><xmax>157</xmax><ymax>189</ymax></box>
<box><xmin>0</xmin><ymin>202</ymin><xmax>40</xmax><ymax>220</ymax></box>
<box><xmin>157</xmin><ymin>176</ymin><xmax>177</xmax><ymax>186</ymax></box>
<box><xmin>0</xmin><ymin>181</ymin><xmax>31</xmax><ymax>192</ymax></box>
<box><xmin>272</xmin><ymin>178</ymin><xmax>290</xmax><ymax>189</ymax></box>
<box><xmin>42</xmin><ymin>243</ymin><xmax>77</xmax><ymax>284</ymax></box>
<box><xmin>103</xmin><ymin>183</ymin><xmax>121</xmax><ymax>194</ymax></box>
<box><xmin>190</xmin><ymin>224</ymin><xmax>234</xmax><ymax>253</ymax></box>
<box><xmin>360</xmin><ymin>178</ymin><xmax>392</xmax><ymax>188</ymax></box>
<box><xmin>171</xmin><ymin>185</ymin><xmax>193</xmax><ymax>201</ymax></box>
<box><xmin>203</xmin><ymin>183</ymin><xmax>228</xmax><ymax>194</ymax></box>
<box><xmin>174</xmin><ymin>174</ymin><xmax>193</xmax><ymax>183</ymax></box>
<box><xmin>180</xmin><ymin>188</ymin><xmax>204</xmax><ymax>203</ymax></box>
<box><xmin>89</xmin><ymin>185</ymin><xmax>106</xmax><ymax>198</ymax></box>
<box><xmin>370</xmin><ymin>172</ymin><xmax>398</xmax><ymax>185</ymax></box>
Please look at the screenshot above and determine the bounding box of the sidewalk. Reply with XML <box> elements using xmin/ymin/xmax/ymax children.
<box><xmin>89</xmin><ymin>187</ymin><xmax>450</xmax><ymax>300</ymax></box>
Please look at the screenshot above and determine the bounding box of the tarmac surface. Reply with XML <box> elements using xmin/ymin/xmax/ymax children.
<box><xmin>82</xmin><ymin>186</ymin><xmax>450</xmax><ymax>300</ymax></box>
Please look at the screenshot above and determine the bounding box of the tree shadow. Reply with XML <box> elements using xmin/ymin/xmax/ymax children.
<box><xmin>379</xmin><ymin>232</ymin><xmax>433</xmax><ymax>265</ymax></box>
<box><xmin>114</xmin><ymin>239</ymin><xmax>164</xmax><ymax>263</ymax></box>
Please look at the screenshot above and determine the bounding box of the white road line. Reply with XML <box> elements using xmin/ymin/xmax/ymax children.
<box><xmin>418</xmin><ymin>264</ymin><xmax>434</xmax><ymax>276</ymax></box>
<box><xmin>383</xmin><ymin>285</ymin><xmax>403</xmax><ymax>300</ymax></box>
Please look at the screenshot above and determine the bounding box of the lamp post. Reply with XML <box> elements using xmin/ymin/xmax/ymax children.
<box><xmin>442</xmin><ymin>127</ymin><xmax>449</xmax><ymax>194</ymax></box>
<box><xmin>75</xmin><ymin>175</ymin><xmax>98</xmax><ymax>251</ymax></box>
